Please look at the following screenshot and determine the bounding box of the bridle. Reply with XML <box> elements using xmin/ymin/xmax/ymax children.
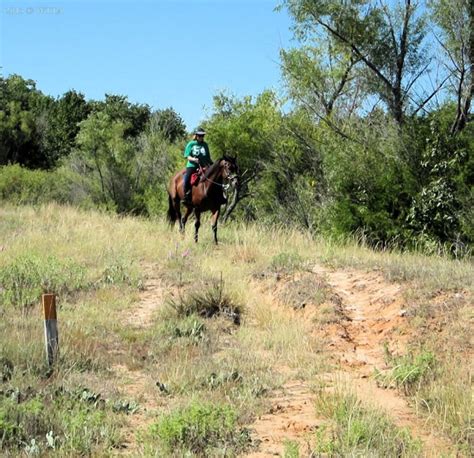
<box><xmin>200</xmin><ymin>160</ymin><xmax>238</xmax><ymax>189</ymax></box>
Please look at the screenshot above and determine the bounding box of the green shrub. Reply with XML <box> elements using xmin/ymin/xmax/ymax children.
<box><xmin>283</xmin><ymin>439</ymin><xmax>300</xmax><ymax>458</ymax></box>
<box><xmin>149</xmin><ymin>401</ymin><xmax>250</xmax><ymax>455</ymax></box>
<box><xmin>0</xmin><ymin>164</ymin><xmax>70</xmax><ymax>205</ymax></box>
<box><xmin>0</xmin><ymin>254</ymin><xmax>87</xmax><ymax>309</ymax></box>
<box><xmin>0</xmin><ymin>386</ymin><xmax>124</xmax><ymax>454</ymax></box>
<box><xmin>163</xmin><ymin>315</ymin><xmax>207</xmax><ymax>344</ymax></box>
<box><xmin>381</xmin><ymin>349</ymin><xmax>436</xmax><ymax>394</ymax></box>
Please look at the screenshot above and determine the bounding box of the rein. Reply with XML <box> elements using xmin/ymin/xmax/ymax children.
<box><xmin>199</xmin><ymin>164</ymin><xmax>234</xmax><ymax>190</ymax></box>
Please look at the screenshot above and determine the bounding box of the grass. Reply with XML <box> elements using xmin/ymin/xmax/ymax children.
<box><xmin>313</xmin><ymin>389</ymin><xmax>422</xmax><ymax>456</ymax></box>
<box><xmin>0</xmin><ymin>203</ymin><xmax>472</xmax><ymax>455</ymax></box>
<box><xmin>148</xmin><ymin>400</ymin><xmax>251</xmax><ymax>456</ymax></box>
<box><xmin>376</xmin><ymin>347</ymin><xmax>437</xmax><ymax>393</ymax></box>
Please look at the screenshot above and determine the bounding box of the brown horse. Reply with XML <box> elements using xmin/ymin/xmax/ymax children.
<box><xmin>167</xmin><ymin>156</ymin><xmax>239</xmax><ymax>244</ymax></box>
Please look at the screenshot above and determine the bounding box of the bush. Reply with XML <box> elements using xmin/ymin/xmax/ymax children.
<box><xmin>0</xmin><ymin>387</ymin><xmax>123</xmax><ymax>454</ymax></box>
<box><xmin>0</xmin><ymin>254</ymin><xmax>87</xmax><ymax>309</ymax></box>
<box><xmin>163</xmin><ymin>315</ymin><xmax>206</xmax><ymax>344</ymax></box>
<box><xmin>0</xmin><ymin>164</ymin><xmax>70</xmax><ymax>205</ymax></box>
<box><xmin>100</xmin><ymin>258</ymin><xmax>143</xmax><ymax>289</ymax></box>
<box><xmin>168</xmin><ymin>277</ymin><xmax>242</xmax><ymax>325</ymax></box>
<box><xmin>149</xmin><ymin>401</ymin><xmax>250</xmax><ymax>455</ymax></box>
<box><xmin>380</xmin><ymin>349</ymin><xmax>436</xmax><ymax>394</ymax></box>
<box><xmin>269</xmin><ymin>251</ymin><xmax>305</xmax><ymax>275</ymax></box>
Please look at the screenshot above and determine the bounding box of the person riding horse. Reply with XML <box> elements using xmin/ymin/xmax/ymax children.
<box><xmin>167</xmin><ymin>155</ymin><xmax>239</xmax><ymax>244</ymax></box>
<box><xmin>183</xmin><ymin>127</ymin><xmax>212</xmax><ymax>204</ymax></box>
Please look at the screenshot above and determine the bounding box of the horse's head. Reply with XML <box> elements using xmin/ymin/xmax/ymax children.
<box><xmin>221</xmin><ymin>155</ymin><xmax>239</xmax><ymax>187</ymax></box>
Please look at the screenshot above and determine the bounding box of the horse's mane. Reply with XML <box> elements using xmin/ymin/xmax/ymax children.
<box><xmin>203</xmin><ymin>157</ymin><xmax>233</xmax><ymax>179</ymax></box>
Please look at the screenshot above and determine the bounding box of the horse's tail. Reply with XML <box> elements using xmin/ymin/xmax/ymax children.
<box><xmin>167</xmin><ymin>192</ymin><xmax>177</xmax><ymax>225</ymax></box>
<box><xmin>166</xmin><ymin>193</ymin><xmax>178</xmax><ymax>225</ymax></box>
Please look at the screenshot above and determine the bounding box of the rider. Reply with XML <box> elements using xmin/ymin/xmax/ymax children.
<box><xmin>182</xmin><ymin>127</ymin><xmax>212</xmax><ymax>204</ymax></box>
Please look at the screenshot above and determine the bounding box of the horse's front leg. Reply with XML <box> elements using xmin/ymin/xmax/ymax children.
<box><xmin>211</xmin><ymin>209</ymin><xmax>220</xmax><ymax>245</ymax></box>
<box><xmin>181</xmin><ymin>206</ymin><xmax>193</xmax><ymax>234</ymax></box>
<box><xmin>194</xmin><ymin>210</ymin><xmax>201</xmax><ymax>243</ymax></box>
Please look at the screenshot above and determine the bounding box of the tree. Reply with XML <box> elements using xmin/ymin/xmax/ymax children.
<box><xmin>150</xmin><ymin>107</ymin><xmax>186</xmax><ymax>143</ymax></box>
<box><xmin>0</xmin><ymin>74</ymin><xmax>52</xmax><ymax>167</ymax></box>
<box><xmin>430</xmin><ymin>0</ymin><xmax>473</xmax><ymax>134</ymax></box>
<box><xmin>39</xmin><ymin>90</ymin><xmax>91</xmax><ymax>167</ymax></box>
<box><xmin>280</xmin><ymin>0</ymin><xmax>428</xmax><ymax>125</ymax></box>
<box><xmin>206</xmin><ymin>91</ymin><xmax>281</xmax><ymax>221</ymax></box>
<box><xmin>90</xmin><ymin>94</ymin><xmax>151</xmax><ymax>138</ymax></box>
<box><xmin>72</xmin><ymin>112</ymin><xmax>134</xmax><ymax>212</ymax></box>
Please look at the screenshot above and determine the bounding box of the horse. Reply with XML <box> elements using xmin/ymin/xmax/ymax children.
<box><xmin>167</xmin><ymin>156</ymin><xmax>239</xmax><ymax>244</ymax></box>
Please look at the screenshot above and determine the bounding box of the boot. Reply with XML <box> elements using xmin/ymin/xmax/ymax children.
<box><xmin>182</xmin><ymin>190</ymin><xmax>192</xmax><ymax>205</ymax></box>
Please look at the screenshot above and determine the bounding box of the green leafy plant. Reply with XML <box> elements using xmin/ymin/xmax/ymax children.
<box><xmin>380</xmin><ymin>348</ymin><xmax>436</xmax><ymax>394</ymax></box>
<box><xmin>283</xmin><ymin>439</ymin><xmax>300</xmax><ymax>457</ymax></box>
<box><xmin>163</xmin><ymin>315</ymin><xmax>206</xmax><ymax>344</ymax></box>
<box><xmin>149</xmin><ymin>401</ymin><xmax>250</xmax><ymax>455</ymax></box>
<box><xmin>100</xmin><ymin>258</ymin><xmax>142</xmax><ymax>289</ymax></box>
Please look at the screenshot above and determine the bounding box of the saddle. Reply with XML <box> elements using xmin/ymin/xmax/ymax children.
<box><xmin>189</xmin><ymin>166</ymin><xmax>207</xmax><ymax>186</ymax></box>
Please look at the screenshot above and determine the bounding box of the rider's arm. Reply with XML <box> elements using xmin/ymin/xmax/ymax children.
<box><xmin>184</xmin><ymin>142</ymin><xmax>199</xmax><ymax>164</ymax></box>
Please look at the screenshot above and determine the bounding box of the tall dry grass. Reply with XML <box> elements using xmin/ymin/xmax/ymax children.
<box><xmin>0</xmin><ymin>203</ymin><xmax>472</xmax><ymax>455</ymax></box>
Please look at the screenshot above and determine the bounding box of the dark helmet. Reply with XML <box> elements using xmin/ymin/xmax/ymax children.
<box><xmin>193</xmin><ymin>127</ymin><xmax>206</xmax><ymax>136</ymax></box>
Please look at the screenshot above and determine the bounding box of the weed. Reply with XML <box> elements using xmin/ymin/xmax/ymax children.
<box><xmin>283</xmin><ymin>439</ymin><xmax>300</xmax><ymax>457</ymax></box>
<box><xmin>269</xmin><ymin>251</ymin><xmax>305</xmax><ymax>275</ymax></box>
<box><xmin>314</xmin><ymin>390</ymin><xmax>422</xmax><ymax>456</ymax></box>
<box><xmin>100</xmin><ymin>258</ymin><xmax>143</xmax><ymax>289</ymax></box>
<box><xmin>0</xmin><ymin>254</ymin><xmax>86</xmax><ymax>310</ymax></box>
<box><xmin>148</xmin><ymin>400</ymin><xmax>251</xmax><ymax>455</ymax></box>
<box><xmin>202</xmin><ymin>370</ymin><xmax>243</xmax><ymax>390</ymax></box>
<box><xmin>380</xmin><ymin>348</ymin><xmax>436</xmax><ymax>394</ymax></box>
<box><xmin>0</xmin><ymin>385</ymin><xmax>125</xmax><ymax>454</ymax></box>
<box><xmin>0</xmin><ymin>357</ymin><xmax>13</xmax><ymax>382</ymax></box>
<box><xmin>168</xmin><ymin>277</ymin><xmax>242</xmax><ymax>325</ymax></box>
<box><xmin>163</xmin><ymin>315</ymin><xmax>207</xmax><ymax>344</ymax></box>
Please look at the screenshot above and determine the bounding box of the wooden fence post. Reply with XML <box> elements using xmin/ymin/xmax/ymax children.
<box><xmin>42</xmin><ymin>294</ymin><xmax>59</xmax><ymax>367</ymax></box>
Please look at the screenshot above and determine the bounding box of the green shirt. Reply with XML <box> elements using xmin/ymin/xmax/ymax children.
<box><xmin>184</xmin><ymin>140</ymin><xmax>212</xmax><ymax>169</ymax></box>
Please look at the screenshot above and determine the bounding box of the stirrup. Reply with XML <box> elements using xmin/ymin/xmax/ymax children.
<box><xmin>182</xmin><ymin>192</ymin><xmax>192</xmax><ymax>204</ymax></box>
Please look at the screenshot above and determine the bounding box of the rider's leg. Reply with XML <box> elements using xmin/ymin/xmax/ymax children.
<box><xmin>183</xmin><ymin>167</ymin><xmax>194</xmax><ymax>203</ymax></box>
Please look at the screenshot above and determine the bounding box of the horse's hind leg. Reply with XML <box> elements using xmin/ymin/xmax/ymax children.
<box><xmin>174</xmin><ymin>199</ymin><xmax>183</xmax><ymax>232</ymax></box>
<box><xmin>211</xmin><ymin>209</ymin><xmax>220</xmax><ymax>245</ymax></box>
<box><xmin>181</xmin><ymin>206</ymin><xmax>193</xmax><ymax>234</ymax></box>
<box><xmin>194</xmin><ymin>210</ymin><xmax>201</xmax><ymax>243</ymax></box>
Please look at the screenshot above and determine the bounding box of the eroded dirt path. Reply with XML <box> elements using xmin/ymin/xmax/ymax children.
<box><xmin>247</xmin><ymin>379</ymin><xmax>320</xmax><ymax>457</ymax></box>
<box><xmin>247</xmin><ymin>265</ymin><xmax>452</xmax><ymax>457</ymax></box>
<box><xmin>124</xmin><ymin>265</ymin><xmax>165</xmax><ymax>329</ymax></box>
<box><xmin>113</xmin><ymin>261</ymin><xmax>454</xmax><ymax>456</ymax></box>
<box><xmin>321</xmin><ymin>267</ymin><xmax>454</xmax><ymax>455</ymax></box>
<box><xmin>113</xmin><ymin>264</ymin><xmax>166</xmax><ymax>454</ymax></box>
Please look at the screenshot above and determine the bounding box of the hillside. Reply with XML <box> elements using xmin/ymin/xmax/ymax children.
<box><xmin>0</xmin><ymin>204</ymin><xmax>472</xmax><ymax>456</ymax></box>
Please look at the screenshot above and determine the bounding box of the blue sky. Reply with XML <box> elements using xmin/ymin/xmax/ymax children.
<box><xmin>1</xmin><ymin>0</ymin><xmax>293</xmax><ymax>130</ymax></box>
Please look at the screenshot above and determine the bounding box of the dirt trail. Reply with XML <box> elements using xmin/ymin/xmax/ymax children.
<box><xmin>113</xmin><ymin>264</ymin><xmax>166</xmax><ymax>454</ymax></box>
<box><xmin>247</xmin><ymin>380</ymin><xmax>320</xmax><ymax>457</ymax></box>
<box><xmin>321</xmin><ymin>267</ymin><xmax>453</xmax><ymax>455</ymax></box>
<box><xmin>247</xmin><ymin>266</ymin><xmax>452</xmax><ymax>457</ymax></box>
<box><xmin>113</xmin><ymin>262</ymin><xmax>453</xmax><ymax>456</ymax></box>
<box><xmin>124</xmin><ymin>265</ymin><xmax>165</xmax><ymax>329</ymax></box>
